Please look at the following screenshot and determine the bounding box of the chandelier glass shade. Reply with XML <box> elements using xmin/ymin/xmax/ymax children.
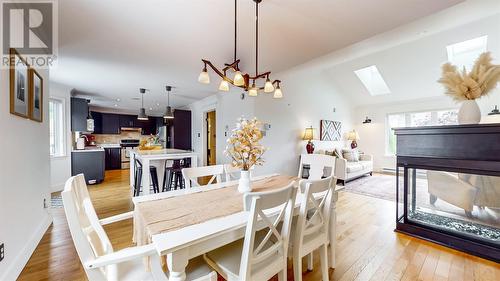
<box><xmin>198</xmin><ymin>0</ymin><xmax>283</xmax><ymax>98</ymax></box>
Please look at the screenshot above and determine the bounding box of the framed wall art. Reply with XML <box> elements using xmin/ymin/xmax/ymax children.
<box><xmin>320</xmin><ymin>120</ymin><xmax>342</xmax><ymax>141</ymax></box>
<box><xmin>9</xmin><ymin>48</ymin><xmax>30</xmax><ymax>118</ymax></box>
<box><xmin>29</xmin><ymin>68</ymin><xmax>44</xmax><ymax>122</ymax></box>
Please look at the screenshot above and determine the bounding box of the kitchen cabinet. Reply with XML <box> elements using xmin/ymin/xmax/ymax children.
<box><xmin>137</xmin><ymin>118</ymin><xmax>157</xmax><ymax>135</ymax></box>
<box><xmin>71</xmin><ymin>150</ymin><xmax>105</xmax><ymax>184</ymax></box>
<box><xmin>91</xmin><ymin>111</ymin><xmax>102</xmax><ymax>134</ymax></box>
<box><xmin>120</xmin><ymin>114</ymin><xmax>137</xmax><ymax>128</ymax></box>
<box><xmin>171</xmin><ymin>109</ymin><xmax>192</xmax><ymax>150</ymax></box>
<box><xmin>71</xmin><ymin>97</ymin><xmax>89</xmax><ymax>132</ymax></box>
<box><xmin>104</xmin><ymin>148</ymin><xmax>121</xmax><ymax>170</ymax></box>
<box><xmin>101</xmin><ymin>113</ymin><xmax>120</xmax><ymax>134</ymax></box>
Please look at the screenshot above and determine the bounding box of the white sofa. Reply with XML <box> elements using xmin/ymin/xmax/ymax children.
<box><xmin>335</xmin><ymin>154</ymin><xmax>373</xmax><ymax>185</ymax></box>
<box><xmin>314</xmin><ymin>149</ymin><xmax>373</xmax><ymax>185</ymax></box>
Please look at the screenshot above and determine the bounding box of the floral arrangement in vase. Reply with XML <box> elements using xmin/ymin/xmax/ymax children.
<box><xmin>225</xmin><ymin>117</ymin><xmax>266</xmax><ymax>193</ymax></box>
<box><xmin>438</xmin><ymin>52</ymin><xmax>500</xmax><ymax>124</ymax></box>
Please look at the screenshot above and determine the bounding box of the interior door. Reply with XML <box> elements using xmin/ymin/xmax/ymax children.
<box><xmin>207</xmin><ymin>111</ymin><xmax>216</xmax><ymax>166</ymax></box>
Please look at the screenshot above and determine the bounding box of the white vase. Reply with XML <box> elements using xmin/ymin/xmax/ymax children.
<box><xmin>458</xmin><ymin>100</ymin><xmax>481</xmax><ymax>124</ymax></box>
<box><xmin>238</xmin><ymin>170</ymin><xmax>251</xmax><ymax>193</ymax></box>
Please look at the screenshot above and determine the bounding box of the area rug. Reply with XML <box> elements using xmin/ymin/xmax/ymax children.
<box><xmin>344</xmin><ymin>173</ymin><xmax>397</xmax><ymax>202</ymax></box>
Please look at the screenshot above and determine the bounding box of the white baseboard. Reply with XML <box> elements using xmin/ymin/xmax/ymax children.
<box><xmin>0</xmin><ymin>213</ymin><xmax>53</xmax><ymax>281</ymax></box>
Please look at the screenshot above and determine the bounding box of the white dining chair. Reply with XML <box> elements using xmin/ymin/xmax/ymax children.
<box><xmin>182</xmin><ymin>164</ymin><xmax>224</xmax><ymax>188</ymax></box>
<box><xmin>298</xmin><ymin>154</ymin><xmax>336</xmax><ymax>180</ymax></box>
<box><xmin>224</xmin><ymin>163</ymin><xmax>241</xmax><ymax>182</ymax></box>
<box><xmin>62</xmin><ymin>174</ymin><xmax>217</xmax><ymax>281</ymax></box>
<box><xmin>291</xmin><ymin>176</ymin><xmax>335</xmax><ymax>281</ymax></box>
<box><xmin>203</xmin><ymin>182</ymin><xmax>297</xmax><ymax>281</ymax></box>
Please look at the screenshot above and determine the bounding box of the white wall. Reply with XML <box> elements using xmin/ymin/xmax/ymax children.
<box><xmin>49</xmin><ymin>82</ymin><xmax>73</xmax><ymax>192</ymax></box>
<box><xmin>0</xmin><ymin>68</ymin><xmax>52</xmax><ymax>280</ymax></box>
<box><xmin>186</xmin><ymin>89</ymin><xmax>255</xmax><ymax>167</ymax></box>
<box><xmin>253</xmin><ymin>67</ymin><xmax>353</xmax><ymax>176</ymax></box>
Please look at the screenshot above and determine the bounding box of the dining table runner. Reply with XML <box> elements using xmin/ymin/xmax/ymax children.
<box><xmin>133</xmin><ymin>175</ymin><xmax>297</xmax><ymax>248</ymax></box>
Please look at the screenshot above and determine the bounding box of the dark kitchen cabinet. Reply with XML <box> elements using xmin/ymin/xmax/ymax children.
<box><xmin>71</xmin><ymin>97</ymin><xmax>89</xmax><ymax>132</ymax></box>
<box><xmin>171</xmin><ymin>110</ymin><xmax>192</xmax><ymax>150</ymax></box>
<box><xmin>91</xmin><ymin>111</ymin><xmax>102</xmax><ymax>134</ymax></box>
<box><xmin>71</xmin><ymin>150</ymin><xmax>105</xmax><ymax>184</ymax></box>
<box><xmin>104</xmin><ymin>148</ymin><xmax>121</xmax><ymax>170</ymax></box>
<box><xmin>120</xmin><ymin>114</ymin><xmax>137</xmax><ymax>128</ymax></box>
<box><xmin>137</xmin><ymin>118</ymin><xmax>156</xmax><ymax>135</ymax></box>
<box><xmin>101</xmin><ymin>113</ymin><xmax>120</xmax><ymax>134</ymax></box>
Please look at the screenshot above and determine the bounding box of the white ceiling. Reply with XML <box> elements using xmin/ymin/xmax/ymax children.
<box><xmin>325</xmin><ymin>13</ymin><xmax>500</xmax><ymax>107</ymax></box>
<box><xmin>50</xmin><ymin>0</ymin><xmax>464</xmax><ymax>114</ymax></box>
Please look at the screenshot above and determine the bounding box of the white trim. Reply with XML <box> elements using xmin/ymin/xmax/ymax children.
<box><xmin>51</xmin><ymin>183</ymin><xmax>66</xmax><ymax>192</ymax></box>
<box><xmin>0</xmin><ymin>214</ymin><xmax>53</xmax><ymax>281</ymax></box>
<box><xmin>49</xmin><ymin>97</ymin><xmax>67</xmax><ymax>158</ymax></box>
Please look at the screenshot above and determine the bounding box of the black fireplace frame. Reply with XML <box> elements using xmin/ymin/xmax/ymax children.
<box><xmin>394</xmin><ymin>124</ymin><xmax>500</xmax><ymax>263</ymax></box>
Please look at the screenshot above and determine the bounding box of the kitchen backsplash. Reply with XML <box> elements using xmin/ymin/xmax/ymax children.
<box><xmin>93</xmin><ymin>132</ymin><xmax>150</xmax><ymax>144</ymax></box>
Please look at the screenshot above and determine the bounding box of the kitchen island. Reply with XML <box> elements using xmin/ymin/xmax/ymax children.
<box><xmin>129</xmin><ymin>149</ymin><xmax>198</xmax><ymax>195</ymax></box>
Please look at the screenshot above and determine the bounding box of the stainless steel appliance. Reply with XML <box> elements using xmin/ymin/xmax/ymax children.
<box><xmin>120</xmin><ymin>139</ymin><xmax>140</xmax><ymax>169</ymax></box>
<box><xmin>158</xmin><ymin>126</ymin><xmax>168</xmax><ymax>148</ymax></box>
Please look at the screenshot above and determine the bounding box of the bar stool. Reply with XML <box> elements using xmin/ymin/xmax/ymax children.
<box><xmin>162</xmin><ymin>158</ymin><xmax>190</xmax><ymax>191</ymax></box>
<box><xmin>133</xmin><ymin>159</ymin><xmax>160</xmax><ymax>197</ymax></box>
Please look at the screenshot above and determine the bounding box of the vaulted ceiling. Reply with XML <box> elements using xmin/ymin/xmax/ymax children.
<box><xmin>51</xmin><ymin>0</ymin><xmax>465</xmax><ymax>114</ymax></box>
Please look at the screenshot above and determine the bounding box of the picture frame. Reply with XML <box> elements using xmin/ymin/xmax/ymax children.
<box><xmin>320</xmin><ymin>120</ymin><xmax>342</xmax><ymax>141</ymax></box>
<box><xmin>9</xmin><ymin>48</ymin><xmax>30</xmax><ymax>119</ymax></box>
<box><xmin>29</xmin><ymin>68</ymin><xmax>44</xmax><ymax>122</ymax></box>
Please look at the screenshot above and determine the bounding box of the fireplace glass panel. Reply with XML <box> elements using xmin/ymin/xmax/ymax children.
<box><xmin>405</xmin><ymin>168</ymin><xmax>500</xmax><ymax>246</ymax></box>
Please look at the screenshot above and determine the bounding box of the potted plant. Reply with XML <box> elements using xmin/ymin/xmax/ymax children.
<box><xmin>225</xmin><ymin>117</ymin><xmax>266</xmax><ymax>193</ymax></box>
<box><xmin>438</xmin><ymin>52</ymin><xmax>500</xmax><ymax>124</ymax></box>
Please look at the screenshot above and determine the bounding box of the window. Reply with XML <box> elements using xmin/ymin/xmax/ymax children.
<box><xmin>386</xmin><ymin>109</ymin><xmax>458</xmax><ymax>155</ymax></box>
<box><xmin>49</xmin><ymin>98</ymin><xmax>65</xmax><ymax>157</ymax></box>
<box><xmin>354</xmin><ymin>65</ymin><xmax>391</xmax><ymax>96</ymax></box>
<box><xmin>446</xmin><ymin>36</ymin><xmax>488</xmax><ymax>71</ymax></box>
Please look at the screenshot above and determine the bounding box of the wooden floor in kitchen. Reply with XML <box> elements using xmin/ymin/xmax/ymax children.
<box><xmin>19</xmin><ymin>170</ymin><xmax>500</xmax><ymax>281</ymax></box>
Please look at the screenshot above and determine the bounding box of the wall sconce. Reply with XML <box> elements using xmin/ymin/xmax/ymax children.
<box><xmin>362</xmin><ymin>116</ymin><xmax>372</xmax><ymax>124</ymax></box>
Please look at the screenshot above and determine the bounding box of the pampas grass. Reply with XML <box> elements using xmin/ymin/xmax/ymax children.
<box><xmin>438</xmin><ymin>52</ymin><xmax>500</xmax><ymax>101</ymax></box>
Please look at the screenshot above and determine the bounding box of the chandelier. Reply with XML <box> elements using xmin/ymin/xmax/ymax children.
<box><xmin>198</xmin><ymin>0</ymin><xmax>283</xmax><ymax>98</ymax></box>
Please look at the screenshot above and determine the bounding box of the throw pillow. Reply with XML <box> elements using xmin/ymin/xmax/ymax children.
<box><xmin>342</xmin><ymin>149</ymin><xmax>360</xmax><ymax>162</ymax></box>
<box><xmin>325</xmin><ymin>150</ymin><xmax>336</xmax><ymax>157</ymax></box>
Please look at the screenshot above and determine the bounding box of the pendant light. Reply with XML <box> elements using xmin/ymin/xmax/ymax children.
<box><xmin>164</xmin><ymin>86</ymin><xmax>174</xmax><ymax>119</ymax></box>
<box><xmin>198</xmin><ymin>0</ymin><xmax>283</xmax><ymax>97</ymax></box>
<box><xmin>137</xmin><ymin>88</ymin><xmax>148</xmax><ymax>120</ymax></box>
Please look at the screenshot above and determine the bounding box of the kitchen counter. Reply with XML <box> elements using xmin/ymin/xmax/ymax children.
<box><xmin>97</xmin><ymin>143</ymin><xmax>121</xmax><ymax>148</ymax></box>
<box><xmin>72</xmin><ymin>147</ymin><xmax>105</xmax><ymax>153</ymax></box>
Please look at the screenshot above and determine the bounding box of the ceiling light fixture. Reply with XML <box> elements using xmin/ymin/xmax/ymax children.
<box><xmin>164</xmin><ymin>86</ymin><xmax>174</xmax><ymax>119</ymax></box>
<box><xmin>198</xmin><ymin>0</ymin><xmax>283</xmax><ymax>98</ymax></box>
<box><xmin>137</xmin><ymin>88</ymin><xmax>149</xmax><ymax>121</ymax></box>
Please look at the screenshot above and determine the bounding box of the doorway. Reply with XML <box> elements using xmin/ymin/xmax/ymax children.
<box><xmin>206</xmin><ymin>110</ymin><xmax>216</xmax><ymax>166</ymax></box>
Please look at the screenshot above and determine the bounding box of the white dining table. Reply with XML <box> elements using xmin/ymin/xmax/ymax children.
<box><xmin>129</xmin><ymin>149</ymin><xmax>198</xmax><ymax>195</ymax></box>
<box><xmin>132</xmin><ymin>174</ymin><xmax>338</xmax><ymax>281</ymax></box>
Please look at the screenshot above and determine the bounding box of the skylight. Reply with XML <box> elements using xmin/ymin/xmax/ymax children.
<box><xmin>446</xmin><ymin>36</ymin><xmax>488</xmax><ymax>70</ymax></box>
<box><xmin>354</xmin><ymin>65</ymin><xmax>391</xmax><ymax>96</ymax></box>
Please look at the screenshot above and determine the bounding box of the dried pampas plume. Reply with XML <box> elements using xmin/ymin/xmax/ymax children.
<box><xmin>438</xmin><ymin>52</ymin><xmax>500</xmax><ymax>101</ymax></box>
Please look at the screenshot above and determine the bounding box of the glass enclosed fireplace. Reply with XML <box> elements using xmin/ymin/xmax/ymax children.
<box><xmin>394</xmin><ymin>124</ymin><xmax>500</xmax><ymax>262</ymax></box>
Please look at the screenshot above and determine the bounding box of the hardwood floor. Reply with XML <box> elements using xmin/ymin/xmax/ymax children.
<box><xmin>19</xmin><ymin>170</ymin><xmax>499</xmax><ymax>281</ymax></box>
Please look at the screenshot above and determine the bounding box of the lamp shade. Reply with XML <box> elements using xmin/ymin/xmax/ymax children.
<box><xmin>273</xmin><ymin>86</ymin><xmax>283</xmax><ymax>99</ymax></box>
<box><xmin>302</xmin><ymin>127</ymin><xmax>314</xmax><ymax>141</ymax></box>
<box><xmin>264</xmin><ymin>79</ymin><xmax>275</xmax><ymax>93</ymax></box>
<box><xmin>218</xmin><ymin>79</ymin><xmax>230</xmax><ymax>92</ymax></box>
<box><xmin>198</xmin><ymin>70</ymin><xmax>210</xmax><ymax>84</ymax></box>
<box><xmin>164</xmin><ymin>106</ymin><xmax>174</xmax><ymax>119</ymax></box>
<box><xmin>347</xmin><ymin>130</ymin><xmax>360</xmax><ymax>141</ymax></box>
<box><xmin>137</xmin><ymin>108</ymin><xmax>148</xmax><ymax>120</ymax></box>
<box><xmin>233</xmin><ymin>71</ymin><xmax>245</xmax><ymax>86</ymax></box>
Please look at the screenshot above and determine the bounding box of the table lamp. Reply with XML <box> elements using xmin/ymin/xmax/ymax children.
<box><xmin>303</xmin><ymin>126</ymin><xmax>315</xmax><ymax>154</ymax></box>
<box><xmin>347</xmin><ymin>130</ymin><xmax>360</xmax><ymax>149</ymax></box>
